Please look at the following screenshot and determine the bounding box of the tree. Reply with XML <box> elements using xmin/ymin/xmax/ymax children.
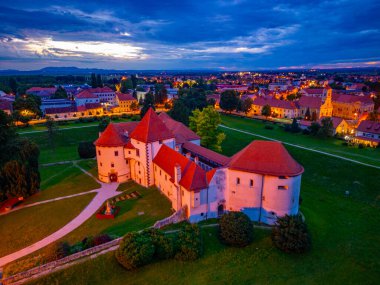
<box><xmin>318</xmin><ymin>117</ymin><xmax>334</xmax><ymax>137</ymax></box>
<box><xmin>52</xmin><ymin>86</ymin><xmax>68</xmax><ymax>99</ymax></box>
<box><xmin>219</xmin><ymin>212</ymin><xmax>253</xmax><ymax>247</ymax></box>
<box><xmin>96</xmin><ymin>74</ymin><xmax>103</xmax><ymax>87</ymax></box>
<box><xmin>175</xmin><ymin>224</ymin><xmax>202</xmax><ymax>261</ymax></box>
<box><xmin>45</xmin><ymin>116</ymin><xmax>58</xmax><ymax>149</ymax></box>
<box><xmin>240</xmin><ymin>98</ymin><xmax>253</xmax><ymax>114</ymax></box>
<box><xmin>130</xmin><ymin>101</ymin><xmax>139</xmax><ymax>112</ymax></box>
<box><xmin>131</xmin><ymin>74</ymin><xmax>138</xmax><ymax>89</ymax></box>
<box><xmin>304</xmin><ymin>107</ymin><xmax>311</xmax><ymax>120</ymax></box>
<box><xmin>98</xmin><ymin>117</ymin><xmax>110</xmax><ymax>132</ymax></box>
<box><xmin>220</xmin><ymin>90</ymin><xmax>239</xmax><ymax>112</ymax></box>
<box><xmin>13</xmin><ymin>94</ymin><xmax>42</xmax><ymax>121</ymax></box>
<box><xmin>189</xmin><ymin>106</ymin><xmax>226</xmax><ymax>152</ymax></box>
<box><xmin>168</xmin><ymin>98</ymin><xmax>191</xmax><ymax>125</ymax></box>
<box><xmin>309</xmin><ymin>122</ymin><xmax>321</xmax><ymax>135</ymax></box>
<box><xmin>91</xmin><ymin>73</ymin><xmax>97</xmax><ymax>88</ymax></box>
<box><xmin>78</xmin><ymin>141</ymin><xmax>96</xmax><ymax>158</ymax></box>
<box><xmin>290</xmin><ymin>118</ymin><xmax>300</xmax><ymax>133</ymax></box>
<box><xmin>261</xmin><ymin>104</ymin><xmax>271</xmax><ymax>118</ymax></box>
<box><xmin>115</xmin><ymin>232</ymin><xmax>155</xmax><ymax>270</ymax></box>
<box><xmin>140</xmin><ymin>92</ymin><xmax>155</xmax><ymax>117</ymax></box>
<box><xmin>120</xmin><ymin>78</ymin><xmax>133</xmax><ymax>93</ymax></box>
<box><xmin>271</xmin><ymin>214</ymin><xmax>311</xmax><ymax>254</ymax></box>
<box><xmin>144</xmin><ymin>229</ymin><xmax>176</xmax><ymax>260</ymax></box>
<box><xmin>9</xmin><ymin>77</ymin><xmax>18</xmax><ymax>94</ymax></box>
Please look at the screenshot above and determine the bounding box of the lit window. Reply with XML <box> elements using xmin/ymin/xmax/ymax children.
<box><xmin>236</xmin><ymin>177</ymin><xmax>240</xmax><ymax>185</ymax></box>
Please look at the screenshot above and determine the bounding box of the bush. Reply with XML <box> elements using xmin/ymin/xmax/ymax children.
<box><xmin>175</xmin><ymin>224</ymin><xmax>202</xmax><ymax>261</ymax></box>
<box><xmin>131</xmin><ymin>115</ymin><xmax>140</xmax><ymax>121</ymax></box>
<box><xmin>358</xmin><ymin>143</ymin><xmax>365</xmax><ymax>149</ymax></box>
<box><xmin>78</xmin><ymin>141</ymin><xmax>96</xmax><ymax>158</ymax></box>
<box><xmin>302</xmin><ymin>129</ymin><xmax>310</xmax><ymax>135</ymax></box>
<box><xmin>115</xmin><ymin>232</ymin><xmax>155</xmax><ymax>270</ymax></box>
<box><xmin>264</xmin><ymin>124</ymin><xmax>274</xmax><ymax>130</ymax></box>
<box><xmin>93</xmin><ymin>233</ymin><xmax>113</xmax><ymax>246</ymax></box>
<box><xmin>219</xmin><ymin>212</ymin><xmax>253</xmax><ymax>247</ymax></box>
<box><xmin>144</xmin><ymin>229</ymin><xmax>176</xmax><ymax>260</ymax></box>
<box><xmin>271</xmin><ymin>214</ymin><xmax>311</xmax><ymax>254</ymax></box>
<box><xmin>82</xmin><ymin>236</ymin><xmax>95</xmax><ymax>249</ymax></box>
<box><xmin>45</xmin><ymin>242</ymin><xmax>70</xmax><ymax>262</ymax></box>
<box><xmin>342</xmin><ymin>141</ymin><xmax>348</xmax><ymax>146</ymax></box>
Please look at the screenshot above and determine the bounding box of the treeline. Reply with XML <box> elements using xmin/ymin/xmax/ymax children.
<box><xmin>0</xmin><ymin>110</ymin><xmax>40</xmax><ymax>201</ymax></box>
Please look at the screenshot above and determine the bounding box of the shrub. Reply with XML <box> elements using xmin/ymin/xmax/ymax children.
<box><xmin>78</xmin><ymin>141</ymin><xmax>96</xmax><ymax>158</ymax></box>
<box><xmin>358</xmin><ymin>143</ymin><xmax>364</xmax><ymax>149</ymax></box>
<box><xmin>271</xmin><ymin>214</ymin><xmax>311</xmax><ymax>254</ymax></box>
<box><xmin>82</xmin><ymin>236</ymin><xmax>95</xmax><ymax>249</ymax></box>
<box><xmin>144</xmin><ymin>229</ymin><xmax>176</xmax><ymax>260</ymax></box>
<box><xmin>219</xmin><ymin>211</ymin><xmax>253</xmax><ymax>247</ymax></box>
<box><xmin>302</xmin><ymin>129</ymin><xmax>310</xmax><ymax>135</ymax></box>
<box><xmin>175</xmin><ymin>224</ymin><xmax>202</xmax><ymax>261</ymax></box>
<box><xmin>93</xmin><ymin>233</ymin><xmax>113</xmax><ymax>246</ymax></box>
<box><xmin>264</xmin><ymin>124</ymin><xmax>274</xmax><ymax>130</ymax></box>
<box><xmin>115</xmin><ymin>232</ymin><xmax>155</xmax><ymax>270</ymax></box>
<box><xmin>131</xmin><ymin>115</ymin><xmax>140</xmax><ymax>121</ymax></box>
<box><xmin>45</xmin><ymin>242</ymin><xmax>70</xmax><ymax>262</ymax></box>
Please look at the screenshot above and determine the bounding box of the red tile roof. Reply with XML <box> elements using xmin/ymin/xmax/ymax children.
<box><xmin>76</xmin><ymin>90</ymin><xmax>99</xmax><ymax>99</ymax></box>
<box><xmin>94</xmin><ymin>122</ymin><xmax>139</xmax><ymax>147</ymax></box>
<box><xmin>158</xmin><ymin>112</ymin><xmax>200</xmax><ymax>143</ymax></box>
<box><xmin>301</xmin><ymin>88</ymin><xmax>324</xmax><ymax>95</ymax></box>
<box><xmin>253</xmin><ymin>97</ymin><xmax>298</xmax><ymax>109</ymax></box>
<box><xmin>26</xmin><ymin>87</ymin><xmax>57</xmax><ymax>93</ymax></box>
<box><xmin>357</xmin><ymin>120</ymin><xmax>380</xmax><ymax>135</ymax></box>
<box><xmin>85</xmin><ymin>103</ymin><xmax>102</xmax><ymax>110</ymax></box>
<box><xmin>332</xmin><ymin>93</ymin><xmax>373</xmax><ymax>105</ymax></box>
<box><xmin>206</xmin><ymin>168</ymin><xmax>217</xmax><ymax>183</ymax></box>
<box><xmin>182</xmin><ymin>141</ymin><xmax>229</xmax><ymax>166</ymax></box>
<box><xmin>227</xmin><ymin>140</ymin><xmax>304</xmax><ymax>176</ymax></box>
<box><xmin>130</xmin><ymin>108</ymin><xmax>174</xmax><ymax>143</ymax></box>
<box><xmin>298</xmin><ymin>96</ymin><xmax>322</xmax><ymax>109</ymax></box>
<box><xmin>116</xmin><ymin>92</ymin><xmax>136</xmax><ymax>101</ymax></box>
<box><xmin>89</xmin><ymin>87</ymin><xmax>114</xmax><ymax>93</ymax></box>
<box><xmin>153</xmin><ymin>144</ymin><xmax>208</xmax><ymax>191</ymax></box>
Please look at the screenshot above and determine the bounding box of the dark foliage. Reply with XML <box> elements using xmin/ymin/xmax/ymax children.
<box><xmin>45</xmin><ymin>242</ymin><xmax>70</xmax><ymax>262</ymax></box>
<box><xmin>78</xmin><ymin>141</ymin><xmax>96</xmax><ymax>159</ymax></box>
<box><xmin>219</xmin><ymin>212</ymin><xmax>253</xmax><ymax>247</ymax></box>
<box><xmin>175</xmin><ymin>224</ymin><xmax>203</xmax><ymax>261</ymax></box>
<box><xmin>144</xmin><ymin>228</ymin><xmax>176</xmax><ymax>260</ymax></box>
<box><xmin>271</xmin><ymin>214</ymin><xmax>311</xmax><ymax>254</ymax></box>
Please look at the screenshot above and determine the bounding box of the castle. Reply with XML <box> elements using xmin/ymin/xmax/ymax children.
<box><xmin>94</xmin><ymin>108</ymin><xmax>304</xmax><ymax>224</ymax></box>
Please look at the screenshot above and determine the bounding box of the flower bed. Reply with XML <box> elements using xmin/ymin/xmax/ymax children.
<box><xmin>96</xmin><ymin>206</ymin><xmax>121</xmax><ymax>220</ymax></box>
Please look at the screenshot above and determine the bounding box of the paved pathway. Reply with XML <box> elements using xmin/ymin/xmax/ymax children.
<box><xmin>220</xmin><ymin>124</ymin><xmax>380</xmax><ymax>170</ymax></box>
<box><xmin>0</xmin><ymin>165</ymin><xmax>120</xmax><ymax>267</ymax></box>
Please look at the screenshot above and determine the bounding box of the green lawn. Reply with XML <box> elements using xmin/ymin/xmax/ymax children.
<box><xmin>221</xmin><ymin>114</ymin><xmax>380</xmax><ymax>167</ymax></box>
<box><xmin>23</xmin><ymin>163</ymin><xmax>100</xmax><ymax>205</ymax></box>
<box><xmin>0</xmin><ymin>193</ymin><xmax>96</xmax><ymax>258</ymax></box>
<box><xmin>76</xmin><ymin>159</ymin><xmax>98</xmax><ymax>178</ymax></box>
<box><xmin>25</xmin><ymin>120</ymin><xmax>380</xmax><ymax>285</ymax></box>
<box><xmin>22</xmin><ymin>126</ymin><xmax>99</xmax><ymax>164</ymax></box>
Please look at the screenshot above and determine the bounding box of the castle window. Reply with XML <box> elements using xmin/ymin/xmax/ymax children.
<box><xmin>250</xmin><ymin>179</ymin><xmax>254</xmax><ymax>187</ymax></box>
<box><xmin>98</xmin><ymin>150</ymin><xmax>101</xmax><ymax>156</ymax></box>
<box><xmin>160</xmin><ymin>170</ymin><xmax>162</xmax><ymax>176</ymax></box>
<box><xmin>111</xmin><ymin>163</ymin><xmax>114</xmax><ymax>168</ymax></box>
<box><xmin>165</xmin><ymin>175</ymin><xmax>167</xmax><ymax>181</ymax></box>
<box><xmin>278</xmin><ymin>186</ymin><xmax>288</xmax><ymax>190</ymax></box>
<box><xmin>279</xmin><ymin>176</ymin><xmax>288</xmax><ymax>179</ymax></box>
<box><xmin>236</xmin><ymin>177</ymin><xmax>240</xmax><ymax>185</ymax></box>
<box><xmin>100</xmin><ymin>162</ymin><xmax>102</xmax><ymax>166</ymax></box>
<box><xmin>114</xmin><ymin>151</ymin><xmax>118</xmax><ymax>156</ymax></box>
<box><xmin>136</xmin><ymin>149</ymin><xmax>140</xmax><ymax>157</ymax></box>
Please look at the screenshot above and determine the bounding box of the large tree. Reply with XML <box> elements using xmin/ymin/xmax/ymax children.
<box><xmin>168</xmin><ymin>98</ymin><xmax>191</xmax><ymax>125</ymax></box>
<box><xmin>220</xmin><ymin>90</ymin><xmax>239</xmax><ymax>112</ymax></box>
<box><xmin>52</xmin><ymin>86</ymin><xmax>68</xmax><ymax>99</ymax></box>
<box><xmin>91</xmin><ymin>73</ymin><xmax>97</xmax><ymax>88</ymax></box>
<box><xmin>261</xmin><ymin>104</ymin><xmax>271</xmax><ymax>118</ymax></box>
<box><xmin>318</xmin><ymin>117</ymin><xmax>334</xmax><ymax>137</ymax></box>
<box><xmin>140</xmin><ymin>92</ymin><xmax>155</xmax><ymax>117</ymax></box>
<box><xmin>189</xmin><ymin>106</ymin><xmax>226</xmax><ymax>152</ymax></box>
<box><xmin>240</xmin><ymin>98</ymin><xmax>253</xmax><ymax>114</ymax></box>
<box><xmin>45</xmin><ymin>116</ymin><xmax>58</xmax><ymax>149</ymax></box>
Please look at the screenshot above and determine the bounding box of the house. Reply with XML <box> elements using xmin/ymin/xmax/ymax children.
<box><xmin>45</xmin><ymin>102</ymin><xmax>103</xmax><ymax>119</ymax></box>
<box><xmin>299</xmin><ymin>116</ymin><xmax>352</xmax><ymax>135</ymax></box>
<box><xmin>94</xmin><ymin>108</ymin><xmax>304</xmax><ymax>224</ymax></box>
<box><xmin>88</xmin><ymin>87</ymin><xmax>116</xmax><ymax>104</ymax></box>
<box><xmin>331</xmin><ymin>93</ymin><xmax>374</xmax><ymax>120</ymax></box>
<box><xmin>115</xmin><ymin>92</ymin><xmax>138</xmax><ymax>113</ymax></box>
<box><xmin>75</xmin><ymin>90</ymin><xmax>100</xmax><ymax>106</ymax></box>
<box><xmin>353</xmin><ymin>120</ymin><xmax>380</xmax><ymax>147</ymax></box>
<box><xmin>41</xmin><ymin>99</ymin><xmax>73</xmax><ymax>112</ymax></box>
<box><xmin>298</xmin><ymin>87</ymin><xmax>333</xmax><ymax>119</ymax></box>
<box><xmin>26</xmin><ymin>87</ymin><xmax>57</xmax><ymax>100</ymax></box>
<box><xmin>299</xmin><ymin>88</ymin><xmax>325</xmax><ymax>98</ymax></box>
<box><xmin>251</xmin><ymin>97</ymin><xmax>300</xmax><ymax>118</ymax></box>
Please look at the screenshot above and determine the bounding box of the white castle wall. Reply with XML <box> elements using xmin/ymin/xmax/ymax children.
<box><xmin>96</xmin><ymin>145</ymin><xmax>130</xmax><ymax>183</ymax></box>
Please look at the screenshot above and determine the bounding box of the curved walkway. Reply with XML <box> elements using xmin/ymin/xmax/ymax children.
<box><xmin>220</xmin><ymin>124</ymin><xmax>380</xmax><ymax>170</ymax></box>
<box><xmin>0</xmin><ymin>164</ymin><xmax>120</xmax><ymax>267</ymax></box>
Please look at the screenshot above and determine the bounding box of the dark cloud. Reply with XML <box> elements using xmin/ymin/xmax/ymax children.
<box><xmin>0</xmin><ymin>0</ymin><xmax>379</xmax><ymax>70</ymax></box>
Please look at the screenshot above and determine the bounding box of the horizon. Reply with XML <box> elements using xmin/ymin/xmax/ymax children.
<box><xmin>1</xmin><ymin>1</ymin><xmax>380</xmax><ymax>70</ymax></box>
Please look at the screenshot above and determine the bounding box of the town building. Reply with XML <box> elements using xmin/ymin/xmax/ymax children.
<box><xmin>75</xmin><ymin>90</ymin><xmax>100</xmax><ymax>106</ymax></box>
<box><xmin>331</xmin><ymin>93</ymin><xmax>374</xmax><ymax>120</ymax></box>
<box><xmin>94</xmin><ymin>108</ymin><xmax>304</xmax><ymax>224</ymax></box>
<box><xmin>26</xmin><ymin>87</ymin><xmax>57</xmax><ymax>100</ymax></box>
<box><xmin>251</xmin><ymin>97</ymin><xmax>300</xmax><ymax>118</ymax></box>
<box><xmin>353</xmin><ymin>120</ymin><xmax>380</xmax><ymax>147</ymax></box>
<box><xmin>115</xmin><ymin>92</ymin><xmax>138</xmax><ymax>113</ymax></box>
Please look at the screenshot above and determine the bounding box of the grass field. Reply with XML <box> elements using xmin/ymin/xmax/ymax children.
<box><xmin>23</xmin><ymin>163</ymin><xmax>100</xmax><ymax>205</ymax></box>
<box><xmin>24</xmin><ymin>118</ymin><xmax>380</xmax><ymax>285</ymax></box>
<box><xmin>221</xmin><ymin>114</ymin><xmax>380</xmax><ymax>167</ymax></box>
<box><xmin>0</xmin><ymin>193</ymin><xmax>96</xmax><ymax>258</ymax></box>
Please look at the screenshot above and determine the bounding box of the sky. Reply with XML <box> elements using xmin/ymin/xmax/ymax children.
<box><xmin>0</xmin><ymin>0</ymin><xmax>380</xmax><ymax>71</ymax></box>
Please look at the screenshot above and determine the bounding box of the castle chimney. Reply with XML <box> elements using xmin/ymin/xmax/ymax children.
<box><xmin>194</xmin><ymin>156</ymin><xmax>199</xmax><ymax>164</ymax></box>
<box><xmin>124</xmin><ymin>130</ymin><xmax>129</xmax><ymax>137</ymax></box>
<box><xmin>186</xmin><ymin>152</ymin><xmax>191</xmax><ymax>159</ymax></box>
<box><xmin>175</xmin><ymin>145</ymin><xmax>180</xmax><ymax>152</ymax></box>
<box><xmin>174</xmin><ymin>164</ymin><xmax>181</xmax><ymax>185</ymax></box>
